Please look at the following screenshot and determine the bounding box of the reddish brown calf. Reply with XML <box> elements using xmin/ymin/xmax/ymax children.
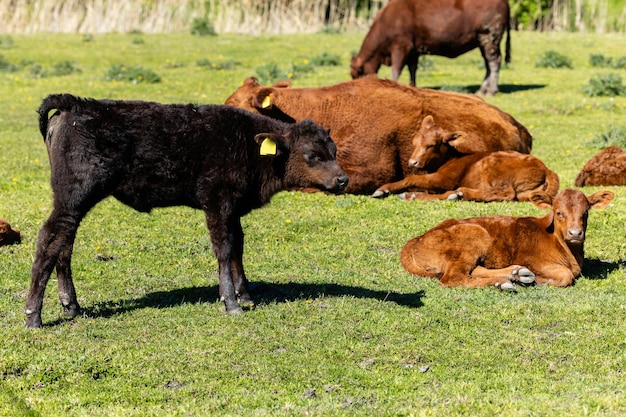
<box><xmin>372</xmin><ymin>116</ymin><xmax>559</xmax><ymax>201</ymax></box>
<box><xmin>575</xmin><ymin>146</ymin><xmax>626</xmax><ymax>187</ymax></box>
<box><xmin>0</xmin><ymin>219</ymin><xmax>21</xmax><ymax>246</ymax></box>
<box><xmin>400</xmin><ymin>189</ymin><xmax>614</xmax><ymax>290</ymax></box>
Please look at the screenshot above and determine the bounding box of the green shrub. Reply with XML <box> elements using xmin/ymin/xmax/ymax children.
<box><xmin>589</xmin><ymin>53</ymin><xmax>612</xmax><ymax>67</ymax></box>
<box><xmin>589</xmin><ymin>53</ymin><xmax>626</xmax><ymax>69</ymax></box>
<box><xmin>0</xmin><ymin>54</ymin><xmax>18</xmax><ymax>72</ymax></box>
<box><xmin>51</xmin><ymin>60</ymin><xmax>80</xmax><ymax>76</ymax></box>
<box><xmin>613</xmin><ymin>56</ymin><xmax>626</xmax><ymax>69</ymax></box>
<box><xmin>583</xmin><ymin>73</ymin><xmax>626</xmax><ymax>96</ymax></box>
<box><xmin>196</xmin><ymin>58</ymin><xmax>241</xmax><ymax>70</ymax></box>
<box><xmin>255</xmin><ymin>62</ymin><xmax>290</xmax><ymax>84</ymax></box>
<box><xmin>310</xmin><ymin>52</ymin><xmax>341</xmax><ymax>66</ymax></box>
<box><xmin>0</xmin><ymin>35</ymin><xmax>14</xmax><ymax>49</ymax></box>
<box><xmin>190</xmin><ymin>17</ymin><xmax>217</xmax><ymax>36</ymax></box>
<box><xmin>27</xmin><ymin>60</ymin><xmax>80</xmax><ymax>78</ymax></box>
<box><xmin>535</xmin><ymin>50</ymin><xmax>573</xmax><ymax>68</ymax></box>
<box><xmin>104</xmin><ymin>63</ymin><xmax>161</xmax><ymax>83</ymax></box>
<box><xmin>586</xmin><ymin>126</ymin><xmax>626</xmax><ymax>148</ymax></box>
<box><xmin>290</xmin><ymin>59</ymin><xmax>316</xmax><ymax>74</ymax></box>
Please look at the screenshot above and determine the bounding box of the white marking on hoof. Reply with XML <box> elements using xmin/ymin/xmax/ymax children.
<box><xmin>371</xmin><ymin>190</ymin><xmax>385</xmax><ymax>198</ymax></box>
<box><xmin>512</xmin><ymin>267</ymin><xmax>536</xmax><ymax>284</ymax></box>
<box><xmin>497</xmin><ymin>281</ymin><xmax>516</xmax><ymax>292</ymax></box>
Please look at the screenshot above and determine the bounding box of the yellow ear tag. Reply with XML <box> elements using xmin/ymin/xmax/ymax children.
<box><xmin>260</xmin><ymin>137</ymin><xmax>277</xmax><ymax>156</ymax></box>
<box><xmin>261</xmin><ymin>96</ymin><xmax>271</xmax><ymax>109</ymax></box>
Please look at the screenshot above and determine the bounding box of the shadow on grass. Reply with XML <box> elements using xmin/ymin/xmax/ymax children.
<box><xmin>425</xmin><ymin>83</ymin><xmax>546</xmax><ymax>94</ymax></box>
<box><xmin>582</xmin><ymin>258</ymin><xmax>626</xmax><ymax>280</ymax></box>
<box><xmin>79</xmin><ymin>281</ymin><xmax>425</xmax><ymax>321</ymax></box>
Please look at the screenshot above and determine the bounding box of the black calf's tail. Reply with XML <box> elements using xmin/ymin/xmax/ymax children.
<box><xmin>38</xmin><ymin>94</ymin><xmax>81</xmax><ymax>140</ymax></box>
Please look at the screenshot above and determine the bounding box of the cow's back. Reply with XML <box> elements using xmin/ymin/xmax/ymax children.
<box><xmin>418</xmin><ymin>89</ymin><xmax>532</xmax><ymax>153</ymax></box>
<box><xmin>44</xmin><ymin>99</ymin><xmax>281</xmax><ymax>212</ymax></box>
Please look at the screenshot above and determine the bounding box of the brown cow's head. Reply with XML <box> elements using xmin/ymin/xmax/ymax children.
<box><xmin>0</xmin><ymin>219</ymin><xmax>21</xmax><ymax>246</ymax></box>
<box><xmin>529</xmin><ymin>188</ymin><xmax>613</xmax><ymax>262</ymax></box>
<box><xmin>225</xmin><ymin>77</ymin><xmax>294</xmax><ymax>122</ymax></box>
<box><xmin>409</xmin><ymin>115</ymin><xmax>465</xmax><ymax>171</ymax></box>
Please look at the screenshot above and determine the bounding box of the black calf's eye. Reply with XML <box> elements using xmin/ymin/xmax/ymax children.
<box><xmin>304</xmin><ymin>151</ymin><xmax>322</xmax><ymax>162</ymax></box>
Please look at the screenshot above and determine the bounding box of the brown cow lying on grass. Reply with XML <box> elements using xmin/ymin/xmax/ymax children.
<box><xmin>225</xmin><ymin>77</ymin><xmax>532</xmax><ymax>194</ymax></box>
<box><xmin>0</xmin><ymin>218</ymin><xmax>21</xmax><ymax>246</ymax></box>
<box><xmin>25</xmin><ymin>94</ymin><xmax>348</xmax><ymax>328</ymax></box>
<box><xmin>400</xmin><ymin>188</ymin><xmax>614</xmax><ymax>290</ymax></box>
<box><xmin>372</xmin><ymin>116</ymin><xmax>559</xmax><ymax>201</ymax></box>
<box><xmin>575</xmin><ymin>146</ymin><xmax>626</xmax><ymax>186</ymax></box>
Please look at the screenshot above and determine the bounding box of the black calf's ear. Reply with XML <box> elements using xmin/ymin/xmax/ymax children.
<box><xmin>254</xmin><ymin>133</ymin><xmax>287</xmax><ymax>157</ymax></box>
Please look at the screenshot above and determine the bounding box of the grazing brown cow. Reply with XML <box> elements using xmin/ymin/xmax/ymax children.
<box><xmin>0</xmin><ymin>219</ymin><xmax>21</xmax><ymax>246</ymax></box>
<box><xmin>401</xmin><ymin>189</ymin><xmax>614</xmax><ymax>290</ymax></box>
<box><xmin>350</xmin><ymin>0</ymin><xmax>511</xmax><ymax>95</ymax></box>
<box><xmin>575</xmin><ymin>146</ymin><xmax>626</xmax><ymax>187</ymax></box>
<box><xmin>25</xmin><ymin>94</ymin><xmax>348</xmax><ymax>328</ymax></box>
<box><xmin>225</xmin><ymin>77</ymin><xmax>532</xmax><ymax>194</ymax></box>
<box><xmin>372</xmin><ymin>116</ymin><xmax>558</xmax><ymax>201</ymax></box>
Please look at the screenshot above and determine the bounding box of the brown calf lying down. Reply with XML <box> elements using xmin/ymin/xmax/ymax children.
<box><xmin>575</xmin><ymin>146</ymin><xmax>626</xmax><ymax>186</ymax></box>
<box><xmin>401</xmin><ymin>189</ymin><xmax>614</xmax><ymax>290</ymax></box>
<box><xmin>225</xmin><ymin>77</ymin><xmax>532</xmax><ymax>194</ymax></box>
<box><xmin>0</xmin><ymin>219</ymin><xmax>21</xmax><ymax>246</ymax></box>
<box><xmin>372</xmin><ymin>116</ymin><xmax>559</xmax><ymax>201</ymax></box>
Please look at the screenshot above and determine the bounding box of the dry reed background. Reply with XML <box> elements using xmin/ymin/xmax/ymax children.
<box><xmin>0</xmin><ymin>0</ymin><xmax>624</xmax><ymax>34</ymax></box>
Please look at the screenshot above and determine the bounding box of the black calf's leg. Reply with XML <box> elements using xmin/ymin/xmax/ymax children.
<box><xmin>25</xmin><ymin>211</ymin><xmax>82</xmax><ymax>328</ymax></box>
<box><xmin>205</xmin><ymin>208</ymin><xmax>242</xmax><ymax>315</ymax></box>
<box><xmin>230</xmin><ymin>219</ymin><xmax>254</xmax><ymax>308</ymax></box>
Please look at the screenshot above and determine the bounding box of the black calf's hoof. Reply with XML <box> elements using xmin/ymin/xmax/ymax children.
<box><xmin>25</xmin><ymin>314</ymin><xmax>43</xmax><ymax>329</ymax></box>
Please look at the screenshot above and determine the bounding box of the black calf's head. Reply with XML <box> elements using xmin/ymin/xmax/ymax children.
<box><xmin>255</xmin><ymin>119</ymin><xmax>348</xmax><ymax>193</ymax></box>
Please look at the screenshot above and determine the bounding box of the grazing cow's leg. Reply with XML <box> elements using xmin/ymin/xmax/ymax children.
<box><xmin>230</xmin><ymin>219</ymin><xmax>254</xmax><ymax>308</ymax></box>
<box><xmin>204</xmin><ymin>206</ymin><xmax>243</xmax><ymax>315</ymax></box>
<box><xmin>476</xmin><ymin>33</ymin><xmax>502</xmax><ymax>96</ymax></box>
<box><xmin>389</xmin><ymin>43</ymin><xmax>412</xmax><ymax>84</ymax></box>
<box><xmin>406</xmin><ymin>51</ymin><xmax>419</xmax><ymax>87</ymax></box>
<box><xmin>26</xmin><ymin>209</ymin><xmax>84</xmax><ymax>328</ymax></box>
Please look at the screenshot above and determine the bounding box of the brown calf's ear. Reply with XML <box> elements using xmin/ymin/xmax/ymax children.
<box><xmin>252</xmin><ymin>88</ymin><xmax>277</xmax><ymax>109</ymax></box>
<box><xmin>587</xmin><ymin>190</ymin><xmax>614</xmax><ymax>210</ymax></box>
<box><xmin>529</xmin><ymin>191</ymin><xmax>553</xmax><ymax>210</ymax></box>
<box><xmin>420</xmin><ymin>115</ymin><xmax>435</xmax><ymax>130</ymax></box>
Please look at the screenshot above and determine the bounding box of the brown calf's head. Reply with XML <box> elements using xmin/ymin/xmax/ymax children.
<box><xmin>530</xmin><ymin>188</ymin><xmax>614</xmax><ymax>246</ymax></box>
<box><xmin>256</xmin><ymin>119</ymin><xmax>348</xmax><ymax>193</ymax></box>
<box><xmin>225</xmin><ymin>77</ymin><xmax>291</xmax><ymax>114</ymax></box>
<box><xmin>409</xmin><ymin>115</ymin><xmax>465</xmax><ymax>170</ymax></box>
<box><xmin>0</xmin><ymin>219</ymin><xmax>21</xmax><ymax>246</ymax></box>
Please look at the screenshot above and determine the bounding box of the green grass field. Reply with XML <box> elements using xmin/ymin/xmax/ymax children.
<box><xmin>1</xmin><ymin>31</ymin><xmax>626</xmax><ymax>416</ymax></box>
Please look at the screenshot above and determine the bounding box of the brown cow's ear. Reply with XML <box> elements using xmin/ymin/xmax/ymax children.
<box><xmin>252</xmin><ymin>88</ymin><xmax>277</xmax><ymax>109</ymax></box>
<box><xmin>587</xmin><ymin>190</ymin><xmax>614</xmax><ymax>210</ymax></box>
<box><xmin>444</xmin><ymin>131</ymin><xmax>466</xmax><ymax>144</ymax></box>
<box><xmin>529</xmin><ymin>191</ymin><xmax>553</xmax><ymax>210</ymax></box>
<box><xmin>272</xmin><ymin>80</ymin><xmax>291</xmax><ymax>89</ymax></box>
<box><xmin>254</xmin><ymin>133</ymin><xmax>287</xmax><ymax>157</ymax></box>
